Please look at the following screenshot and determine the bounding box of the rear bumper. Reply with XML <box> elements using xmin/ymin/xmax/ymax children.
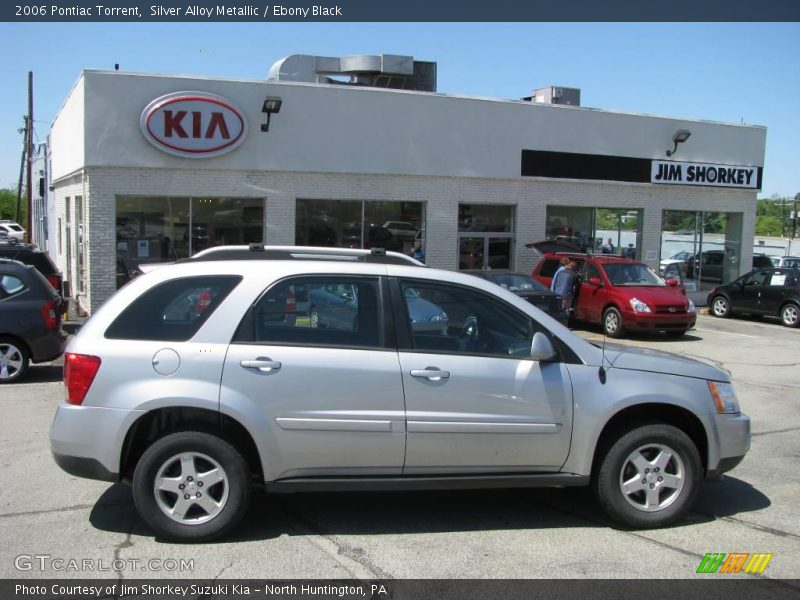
<box><xmin>52</xmin><ymin>452</ymin><xmax>116</xmax><ymax>482</ymax></box>
<box><xmin>29</xmin><ymin>329</ymin><xmax>68</xmax><ymax>363</ymax></box>
<box><xmin>50</xmin><ymin>403</ymin><xmax>143</xmax><ymax>481</ymax></box>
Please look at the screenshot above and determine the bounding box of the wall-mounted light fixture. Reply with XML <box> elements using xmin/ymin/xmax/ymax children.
<box><xmin>261</xmin><ymin>96</ymin><xmax>283</xmax><ymax>132</ymax></box>
<box><xmin>666</xmin><ymin>129</ymin><xmax>691</xmax><ymax>157</ymax></box>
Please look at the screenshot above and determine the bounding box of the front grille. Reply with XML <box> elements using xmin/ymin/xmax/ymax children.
<box><xmin>654</xmin><ymin>305</ymin><xmax>687</xmax><ymax>314</ymax></box>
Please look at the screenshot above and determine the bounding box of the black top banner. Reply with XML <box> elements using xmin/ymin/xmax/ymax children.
<box><xmin>4</xmin><ymin>0</ymin><xmax>800</xmax><ymax>22</ymax></box>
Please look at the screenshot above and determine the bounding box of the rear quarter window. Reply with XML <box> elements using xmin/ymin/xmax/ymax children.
<box><xmin>0</xmin><ymin>274</ymin><xmax>27</xmax><ymax>296</ymax></box>
<box><xmin>105</xmin><ymin>275</ymin><xmax>241</xmax><ymax>341</ymax></box>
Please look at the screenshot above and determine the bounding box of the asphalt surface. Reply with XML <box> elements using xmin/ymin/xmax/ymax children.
<box><xmin>0</xmin><ymin>314</ymin><xmax>798</xmax><ymax>582</ymax></box>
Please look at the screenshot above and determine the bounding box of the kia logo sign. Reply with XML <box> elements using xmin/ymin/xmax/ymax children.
<box><xmin>140</xmin><ymin>92</ymin><xmax>247</xmax><ymax>158</ymax></box>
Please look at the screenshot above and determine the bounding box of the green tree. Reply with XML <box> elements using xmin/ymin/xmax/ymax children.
<box><xmin>756</xmin><ymin>215</ymin><xmax>783</xmax><ymax>236</ymax></box>
<box><xmin>0</xmin><ymin>187</ymin><xmax>26</xmax><ymax>222</ymax></box>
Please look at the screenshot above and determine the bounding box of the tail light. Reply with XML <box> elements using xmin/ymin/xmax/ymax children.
<box><xmin>64</xmin><ymin>353</ymin><xmax>102</xmax><ymax>405</ymax></box>
<box><xmin>286</xmin><ymin>289</ymin><xmax>297</xmax><ymax>314</ymax></box>
<box><xmin>46</xmin><ymin>274</ymin><xmax>61</xmax><ymax>292</ymax></box>
<box><xmin>195</xmin><ymin>290</ymin><xmax>213</xmax><ymax>315</ymax></box>
<box><xmin>40</xmin><ymin>300</ymin><xmax>59</xmax><ymax>330</ymax></box>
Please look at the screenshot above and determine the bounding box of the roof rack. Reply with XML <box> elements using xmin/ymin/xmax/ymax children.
<box><xmin>0</xmin><ymin>238</ymin><xmax>38</xmax><ymax>250</ymax></box>
<box><xmin>185</xmin><ymin>245</ymin><xmax>426</xmax><ymax>267</ymax></box>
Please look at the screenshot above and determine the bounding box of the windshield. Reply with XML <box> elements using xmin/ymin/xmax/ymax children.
<box><xmin>488</xmin><ymin>274</ymin><xmax>548</xmax><ymax>292</ymax></box>
<box><xmin>603</xmin><ymin>263</ymin><xmax>666</xmax><ymax>287</ymax></box>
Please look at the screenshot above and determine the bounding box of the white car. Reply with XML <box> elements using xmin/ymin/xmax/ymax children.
<box><xmin>772</xmin><ymin>256</ymin><xmax>800</xmax><ymax>269</ymax></box>
<box><xmin>0</xmin><ymin>221</ymin><xmax>26</xmax><ymax>241</ymax></box>
<box><xmin>658</xmin><ymin>250</ymin><xmax>693</xmax><ymax>275</ymax></box>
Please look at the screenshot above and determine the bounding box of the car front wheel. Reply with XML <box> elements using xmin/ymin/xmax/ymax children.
<box><xmin>710</xmin><ymin>296</ymin><xmax>730</xmax><ymax>318</ymax></box>
<box><xmin>602</xmin><ymin>307</ymin><xmax>624</xmax><ymax>338</ymax></box>
<box><xmin>594</xmin><ymin>424</ymin><xmax>701</xmax><ymax>529</ymax></box>
<box><xmin>781</xmin><ymin>303</ymin><xmax>799</xmax><ymax>328</ymax></box>
<box><xmin>133</xmin><ymin>431</ymin><xmax>251</xmax><ymax>542</ymax></box>
<box><xmin>0</xmin><ymin>337</ymin><xmax>30</xmax><ymax>384</ymax></box>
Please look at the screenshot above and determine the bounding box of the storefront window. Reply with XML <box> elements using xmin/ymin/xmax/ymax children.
<box><xmin>545</xmin><ymin>206</ymin><xmax>594</xmax><ymax>253</ymax></box>
<box><xmin>595</xmin><ymin>208</ymin><xmax>642</xmax><ymax>259</ymax></box>
<box><xmin>545</xmin><ymin>206</ymin><xmax>642</xmax><ymax>258</ymax></box>
<box><xmin>458</xmin><ymin>204</ymin><xmax>514</xmax><ymax>270</ymax></box>
<box><xmin>296</xmin><ymin>199</ymin><xmax>425</xmax><ymax>258</ymax></box>
<box><xmin>115</xmin><ymin>196</ymin><xmax>263</xmax><ymax>289</ymax></box>
<box><xmin>660</xmin><ymin>210</ymin><xmax>742</xmax><ymax>303</ymax></box>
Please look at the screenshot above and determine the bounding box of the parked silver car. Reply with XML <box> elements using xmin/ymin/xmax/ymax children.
<box><xmin>50</xmin><ymin>246</ymin><xmax>750</xmax><ymax>541</ymax></box>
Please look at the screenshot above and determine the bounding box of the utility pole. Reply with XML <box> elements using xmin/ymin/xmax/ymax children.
<box><xmin>15</xmin><ymin>116</ymin><xmax>28</xmax><ymax>224</ymax></box>
<box><xmin>25</xmin><ymin>71</ymin><xmax>33</xmax><ymax>243</ymax></box>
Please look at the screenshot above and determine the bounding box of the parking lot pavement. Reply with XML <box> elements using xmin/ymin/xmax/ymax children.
<box><xmin>0</xmin><ymin>314</ymin><xmax>798</xmax><ymax>581</ymax></box>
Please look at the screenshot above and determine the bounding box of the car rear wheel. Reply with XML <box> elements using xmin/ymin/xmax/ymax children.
<box><xmin>594</xmin><ymin>424</ymin><xmax>701</xmax><ymax>529</ymax></box>
<box><xmin>710</xmin><ymin>296</ymin><xmax>730</xmax><ymax>318</ymax></box>
<box><xmin>0</xmin><ymin>337</ymin><xmax>30</xmax><ymax>384</ymax></box>
<box><xmin>602</xmin><ymin>307</ymin><xmax>624</xmax><ymax>338</ymax></box>
<box><xmin>133</xmin><ymin>431</ymin><xmax>251</xmax><ymax>542</ymax></box>
<box><xmin>781</xmin><ymin>303</ymin><xmax>799</xmax><ymax>328</ymax></box>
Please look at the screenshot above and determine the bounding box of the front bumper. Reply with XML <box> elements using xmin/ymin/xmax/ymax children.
<box><xmin>706</xmin><ymin>411</ymin><xmax>751</xmax><ymax>480</ymax></box>
<box><xmin>625</xmin><ymin>310</ymin><xmax>697</xmax><ymax>332</ymax></box>
<box><xmin>50</xmin><ymin>403</ymin><xmax>143</xmax><ymax>482</ymax></box>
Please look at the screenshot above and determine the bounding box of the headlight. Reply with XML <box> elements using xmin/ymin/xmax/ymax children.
<box><xmin>429</xmin><ymin>312</ymin><xmax>448</xmax><ymax>323</ymax></box>
<box><xmin>629</xmin><ymin>298</ymin><xmax>652</xmax><ymax>313</ymax></box>
<box><xmin>708</xmin><ymin>381</ymin><xmax>740</xmax><ymax>414</ymax></box>
<box><xmin>688</xmin><ymin>299</ymin><xmax>696</xmax><ymax>313</ymax></box>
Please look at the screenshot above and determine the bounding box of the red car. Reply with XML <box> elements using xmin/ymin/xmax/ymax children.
<box><xmin>532</xmin><ymin>252</ymin><xmax>697</xmax><ymax>338</ymax></box>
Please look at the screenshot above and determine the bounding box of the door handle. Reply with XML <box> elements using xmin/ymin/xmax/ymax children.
<box><xmin>410</xmin><ymin>368</ymin><xmax>450</xmax><ymax>382</ymax></box>
<box><xmin>241</xmin><ymin>358</ymin><xmax>282</xmax><ymax>372</ymax></box>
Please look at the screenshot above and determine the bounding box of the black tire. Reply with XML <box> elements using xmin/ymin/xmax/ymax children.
<box><xmin>0</xmin><ymin>337</ymin><xmax>30</xmax><ymax>384</ymax></box>
<box><xmin>602</xmin><ymin>307</ymin><xmax>624</xmax><ymax>338</ymax></box>
<box><xmin>780</xmin><ymin>303</ymin><xmax>799</xmax><ymax>328</ymax></box>
<box><xmin>710</xmin><ymin>295</ymin><xmax>730</xmax><ymax>318</ymax></box>
<box><xmin>133</xmin><ymin>431</ymin><xmax>251</xmax><ymax>542</ymax></box>
<box><xmin>593</xmin><ymin>424</ymin><xmax>701</xmax><ymax>529</ymax></box>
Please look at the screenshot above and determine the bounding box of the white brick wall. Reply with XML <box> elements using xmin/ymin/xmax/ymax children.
<box><xmin>60</xmin><ymin>166</ymin><xmax>757</xmax><ymax>313</ymax></box>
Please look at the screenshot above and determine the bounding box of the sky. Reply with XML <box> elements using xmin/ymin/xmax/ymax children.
<box><xmin>0</xmin><ymin>22</ymin><xmax>798</xmax><ymax>198</ymax></box>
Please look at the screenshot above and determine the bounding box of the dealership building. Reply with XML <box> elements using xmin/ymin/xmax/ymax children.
<box><xmin>47</xmin><ymin>54</ymin><xmax>766</xmax><ymax>313</ymax></box>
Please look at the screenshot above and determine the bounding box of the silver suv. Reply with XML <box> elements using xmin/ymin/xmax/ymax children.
<box><xmin>50</xmin><ymin>246</ymin><xmax>750</xmax><ymax>542</ymax></box>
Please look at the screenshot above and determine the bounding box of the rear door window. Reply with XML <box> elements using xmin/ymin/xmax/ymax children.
<box><xmin>233</xmin><ymin>276</ymin><xmax>383</xmax><ymax>349</ymax></box>
<box><xmin>105</xmin><ymin>275</ymin><xmax>241</xmax><ymax>341</ymax></box>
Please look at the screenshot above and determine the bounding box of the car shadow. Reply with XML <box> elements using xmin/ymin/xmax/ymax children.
<box><xmin>20</xmin><ymin>364</ymin><xmax>63</xmax><ymax>384</ymax></box>
<box><xmin>89</xmin><ymin>475</ymin><xmax>771</xmax><ymax>544</ymax></box>
<box><xmin>573</xmin><ymin>322</ymin><xmax>704</xmax><ymax>343</ymax></box>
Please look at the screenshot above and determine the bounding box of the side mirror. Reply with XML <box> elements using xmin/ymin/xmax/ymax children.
<box><xmin>531</xmin><ymin>332</ymin><xmax>557</xmax><ymax>362</ymax></box>
<box><xmin>588</xmin><ymin>276</ymin><xmax>603</xmax><ymax>286</ymax></box>
<box><xmin>666</xmin><ymin>278</ymin><xmax>679</xmax><ymax>287</ymax></box>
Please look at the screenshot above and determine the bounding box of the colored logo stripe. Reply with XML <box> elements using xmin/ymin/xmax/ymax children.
<box><xmin>696</xmin><ymin>552</ymin><xmax>773</xmax><ymax>574</ymax></box>
<box><xmin>744</xmin><ymin>553</ymin><xmax>773</xmax><ymax>574</ymax></box>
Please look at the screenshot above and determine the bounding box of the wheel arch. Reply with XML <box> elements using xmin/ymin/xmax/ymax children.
<box><xmin>590</xmin><ymin>403</ymin><xmax>709</xmax><ymax>478</ymax></box>
<box><xmin>0</xmin><ymin>334</ymin><xmax>31</xmax><ymax>355</ymax></box>
<box><xmin>119</xmin><ymin>406</ymin><xmax>263</xmax><ymax>485</ymax></box>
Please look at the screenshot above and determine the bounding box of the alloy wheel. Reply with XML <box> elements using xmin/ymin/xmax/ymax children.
<box><xmin>782</xmin><ymin>304</ymin><xmax>799</xmax><ymax>327</ymax></box>
<box><xmin>618</xmin><ymin>443</ymin><xmax>685</xmax><ymax>512</ymax></box>
<box><xmin>0</xmin><ymin>343</ymin><xmax>25</xmax><ymax>381</ymax></box>
<box><xmin>153</xmin><ymin>452</ymin><xmax>229</xmax><ymax>525</ymax></box>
